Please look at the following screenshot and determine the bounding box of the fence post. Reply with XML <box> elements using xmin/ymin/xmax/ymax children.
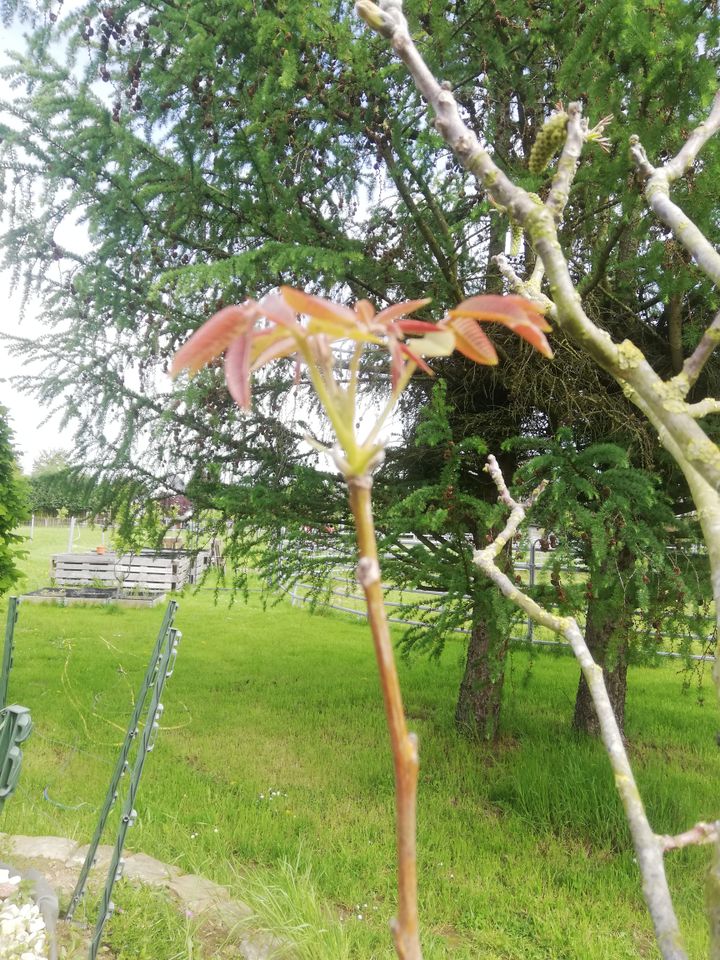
<box><xmin>64</xmin><ymin>601</ymin><xmax>178</xmax><ymax>924</ymax></box>
<box><xmin>527</xmin><ymin>539</ymin><xmax>538</xmax><ymax>644</ymax></box>
<box><xmin>29</xmin><ymin>515</ymin><xmax>34</xmax><ymax>541</ymax></box>
<box><xmin>67</xmin><ymin>516</ymin><xmax>76</xmax><ymax>553</ymax></box>
<box><xmin>87</xmin><ymin>627</ymin><xmax>181</xmax><ymax>960</ymax></box>
<box><xmin>1</xmin><ymin>598</ymin><xmax>20</xmax><ymax>709</ymax></box>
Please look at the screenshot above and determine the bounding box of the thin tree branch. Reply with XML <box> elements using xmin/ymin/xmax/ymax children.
<box><xmin>527</xmin><ymin>255</ymin><xmax>545</xmax><ymax>292</ymax></box>
<box><xmin>659</xmin><ymin>821</ymin><xmax>720</xmax><ymax>853</ymax></box>
<box><xmin>676</xmin><ymin>310</ymin><xmax>720</xmax><ymax>393</ymax></box>
<box><xmin>379</xmin><ymin>143</ymin><xmax>464</xmax><ymax>302</ymax></box>
<box><xmin>545</xmin><ymin>102</ymin><xmax>587</xmax><ymax>225</ymax></box>
<box><xmin>474</xmin><ymin>456</ymin><xmax>689</xmax><ymax>960</ymax></box>
<box><xmin>578</xmin><ymin>217</ymin><xmax>631</xmax><ymax>297</ymax></box>
<box><xmin>666</xmin><ymin>89</ymin><xmax>720</xmax><ymax>183</ymax></box>
<box><xmin>687</xmin><ymin>398</ymin><xmax>720</xmax><ymax>419</ymax></box>
<box><xmin>629</xmin><ymin>90</ymin><xmax>720</xmax><ymax>288</ymax></box>
<box><xmin>493</xmin><ymin>253</ymin><xmax>555</xmax><ymax>316</ymax></box>
<box><xmin>393</xmin><ymin>139</ymin><xmax>461</xmax><ymax>283</ymax></box>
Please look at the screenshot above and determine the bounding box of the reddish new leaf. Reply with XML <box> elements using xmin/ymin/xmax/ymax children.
<box><xmin>449</xmin><ymin>294</ymin><xmax>553</xmax><ymax>359</ymax></box>
<box><xmin>280</xmin><ymin>286</ymin><xmax>358</xmax><ymax>327</ymax></box>
<box><xmin>171</xmin><ymin>303</ymin><xmax>259</xmax><ymax>377</ymax></box>
<box><xmin>224</xmin><ymin>332</ymin><xmax>253</xmax><ymax>410</ymax></box>
<box><xmin>398</xmin><ymin>341</ymin><xmax>435</xmax><ymax>375</ymax></box>
<box><xmin>394</xmin><ymin>319</ymin><xmax>442</xmax><ymax>335</ymax></box>
<box><xmin>451</xmin><ymin>294</ymin><xmax>551</xmax><ymax>331</ymax></box>
<box><xmin>250</xmin><ymin>334</ymin><xmax>298</xmax><ymax>373</ymax></box>
<box><xmin>375</xmin><ymin>298</ymin><xmax>432</xmax><ymax>326</ymax></box>
<box><xmin>446</xmin><ymin>316</ymin><xmax>499</xmax><ymax>365</ymax></box>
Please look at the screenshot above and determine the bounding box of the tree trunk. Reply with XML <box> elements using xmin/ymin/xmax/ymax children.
<box><xmin>572</xmin><ymin>596</ymin><xmax>628</xmax><ymax>737</ymax></box>
<box><xmin>453</xmin><ymin>158</ymin><xmax>511</xmax><ymax>743</ymax></box>
<box><xmin>455</xmin><ymin>619</ymin><xmax>509</xmax><ymax>740</ymax></box>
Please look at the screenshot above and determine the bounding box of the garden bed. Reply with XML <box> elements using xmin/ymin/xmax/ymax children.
<box><xmin>20</xmin><ymin>588</ymin><xmax>166</xmax><ymax>608</ymax></box>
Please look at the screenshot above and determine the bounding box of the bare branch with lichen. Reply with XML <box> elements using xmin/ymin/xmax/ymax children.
<box><xmin>659</xmin><ymin>821</ymin><xmax>720</xmax><ymax>854</ymax></box>
<box><xmin>687</xmin><ymin>398</ymin><xmax>720</xmax><ymax>419</ymax></box>
<box><xmin>493</xmin><ymin>253</ymin><xmax>556</xmax><ymax>316</ymax></box>
<box><xmin>630</xmin><ymin>91</ymin><xmax>720</xmax><ymax>288</ymax></box>
<box><xmin>475</xmin><ymin>456</ymin><xmax>689</xmax><ymax>960</ymax></box>
<box><xmin>665</xmin><ymin>89</ymin><xmax>720</xmax><ymax>183</ymax></box>
<box><xmin>544</xmin><ymin>103</ymin><xmax>586</xmax><ymax>224</ymax></box>
<box><xmin>676</xmin><ymin>311</ymin><xmax>720</xmax><ymax>394</ymax></box>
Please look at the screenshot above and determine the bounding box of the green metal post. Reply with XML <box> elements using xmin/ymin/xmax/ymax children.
<box><xmin>64</xmin><ymin>600</ymin><xmax>178</xmax><ymax>921</ymax></box>
<box><xmin>0</xmin><ymin>705</ymin><xmax>33</xmax><ymax>811</ymax></box>
<box><xmin>0</xmin><ymin>597</ymin><xmax>20</xmax><ymax>708</ymax></box>
<box><xmin>88</xmin><ymin>627</ymin><xmax>181</xmax><ymax>960</ymax></box>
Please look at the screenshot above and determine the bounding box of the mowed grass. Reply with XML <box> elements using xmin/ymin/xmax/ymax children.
<box><xmin>0</xmin><ymin>525</ymin><xmax>719</xmax><ymax>958</ymax></box>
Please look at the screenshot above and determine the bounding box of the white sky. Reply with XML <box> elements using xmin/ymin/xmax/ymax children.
<box><xmin>0</xmin><ymin>19</ymin><xmax>75</xmax><ymax>473</ymax></box>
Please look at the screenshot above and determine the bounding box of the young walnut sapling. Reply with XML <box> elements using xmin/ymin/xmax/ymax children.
<box><xmin>171</xmin><ymin>284</ymin><xmax>551</xmax><ymax>960</ymax></box>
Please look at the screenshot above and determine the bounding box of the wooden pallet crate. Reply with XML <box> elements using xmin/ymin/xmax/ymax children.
<box><xmin>51</xmin><ymin>551</ymin><xmax>192</xmax><ymax>592</ymax></box>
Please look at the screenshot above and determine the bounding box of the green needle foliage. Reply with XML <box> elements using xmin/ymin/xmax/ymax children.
<box><xmin>511</xmin><ymin>430</ymin><xmax>711</xmax><ymax>732</ymax></box>
<box><xmin>0</xmin><ymin>407</ymin><xmax>28</xmax><ymax>595</ymax></box>
<box><xmin>381</xmin><ymin>380</ymin><xmax>516</xmax><ymax>659</ymax></box>
<box><xmin>512</xmin><ymin>430</ymin><xmax>708</xmax><ymax>651</ymax></box>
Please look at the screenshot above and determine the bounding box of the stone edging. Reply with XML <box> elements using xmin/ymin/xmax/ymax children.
<box><xmin>0</xmin><ymin>834</ymin><xmax>277</xmax><ymax>960</ymax></box>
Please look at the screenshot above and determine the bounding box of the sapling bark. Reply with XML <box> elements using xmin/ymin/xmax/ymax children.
<box><xmin>350</xmin><ymin>479</ymin><xmax>421</xmax><ymax>960</ymax></box>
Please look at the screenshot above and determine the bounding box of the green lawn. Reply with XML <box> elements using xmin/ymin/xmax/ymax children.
<box><xmin>1</xmin><ymin>525</ymin><xmax>718</xmax><ymax>958</ymax></box>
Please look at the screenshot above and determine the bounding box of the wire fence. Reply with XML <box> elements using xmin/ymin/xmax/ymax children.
<box><xmin>20</xmin><ymin>522</ymin><xmax>717</xmax><ymax>662</ymax></box>
<box><xmin>286</xmin><ymin>557</ymin><xmax>717</xmax><ymax>663</ymax></box>
<box><xmin>25</xmin><ymin>516</ymin><xmax>95</xmax><ymax>528</ymax></box>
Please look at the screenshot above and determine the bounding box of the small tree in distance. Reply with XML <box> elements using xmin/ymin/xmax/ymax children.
<box><xmin>0</xmin><ymin>406</ymin><xmax>28</xmax><ymax>596</ymax></box>
<box><xmin>30</xmin><ymin>448</ymin><xmax>71</xmax><ymax>477</ymax></box>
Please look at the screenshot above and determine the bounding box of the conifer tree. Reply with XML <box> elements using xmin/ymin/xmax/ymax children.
<box><xmin>1</xmin><ymin>0</ymin><xmax>718</xmax><ymax>737</ymax></box>
<box><xmin>512</xmin><ymin>432</ymin><xmax>708</xmax><ymax>735</ymax></box>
